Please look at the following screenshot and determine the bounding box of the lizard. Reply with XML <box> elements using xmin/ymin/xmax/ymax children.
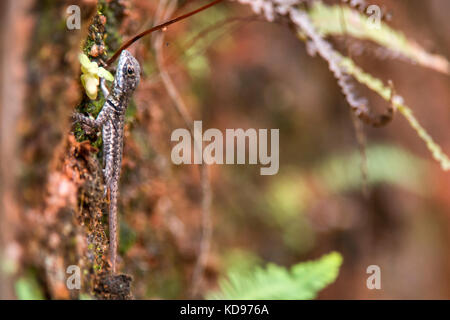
<box><xmin>73</xmin><ymin>50</ymin><xmax>141</xmax><ymax>273</ymax></box>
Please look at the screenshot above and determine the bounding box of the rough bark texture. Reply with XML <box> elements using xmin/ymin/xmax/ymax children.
<box><xmin>2</xmin><ymin>0</ymin><xmax>134</xmax><ymax>299</ymax></box>
<box><xmin>2</xmin><ymin>0</ymin><xmax>206</xmax><ymax>300</ymax></box>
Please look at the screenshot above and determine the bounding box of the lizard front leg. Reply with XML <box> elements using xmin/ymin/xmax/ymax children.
<box><xmin>73</xmin><ymin>105</ymin><xmax>109</xmax><ymax>129</ymax></box>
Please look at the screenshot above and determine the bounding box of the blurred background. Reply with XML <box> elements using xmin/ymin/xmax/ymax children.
<box><xmin>1</xmin><ymin>0</ymin><xmax>450</xmax><ymax>299</ymax></box>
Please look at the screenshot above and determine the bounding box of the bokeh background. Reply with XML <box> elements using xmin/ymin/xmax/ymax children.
<box><xmin>1</xmin><ymin>0</ymin><xmax>450</xmax><ymax>299</ymax></box>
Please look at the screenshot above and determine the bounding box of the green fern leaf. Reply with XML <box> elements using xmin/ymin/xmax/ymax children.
<box><xmin>207</xmin><ymin>252</ymin><xmax>342</xmax><ymax>300</ymax></box>
<box><xmin>309</xmin><ymin>3</ymin><xmax>449</xmax><ymax>74</ymax></box>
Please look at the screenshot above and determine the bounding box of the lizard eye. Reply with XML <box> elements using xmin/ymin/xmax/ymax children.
<box><xmin>127</xmin><ymin>66</ymin><xmax>134</xmax><ymax>75</ymax></box>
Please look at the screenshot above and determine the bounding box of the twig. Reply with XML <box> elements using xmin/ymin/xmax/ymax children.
<box><xmin>107</xmin><ymin>0</ymin><xmax>225</xmax><ymax>65</ymax></box>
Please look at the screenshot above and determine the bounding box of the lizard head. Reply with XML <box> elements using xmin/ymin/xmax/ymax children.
<box><xmin>115</xmin><ymin>50</ymin><xmax>141</xmax><ymax>94</ymax></box>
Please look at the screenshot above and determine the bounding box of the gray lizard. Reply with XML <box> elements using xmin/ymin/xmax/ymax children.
<box><xmin>74</xmin><ymin>50</ymin><xmax>141</xmax><ymax>273</ymax></box>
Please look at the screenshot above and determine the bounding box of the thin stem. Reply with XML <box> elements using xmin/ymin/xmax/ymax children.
<box><xmin>106</xmin><ymin>0</ymin><xmax>225</xmax><ymax>65</ymax></box>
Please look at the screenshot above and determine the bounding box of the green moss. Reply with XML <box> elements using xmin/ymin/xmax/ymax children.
<box><xmin>97</xmin><ymin>0</ymin><xmax>124</xmax><ymax>54</ymax></box>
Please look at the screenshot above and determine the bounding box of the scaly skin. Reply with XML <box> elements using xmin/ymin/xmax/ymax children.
<box><xmin>74</xmin><ymin>50</ymin><xmax>141</xmax><ymax>273</ymax></box>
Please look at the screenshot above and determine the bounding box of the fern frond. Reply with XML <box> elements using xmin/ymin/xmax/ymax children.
<box><xmin>336</xmin><ymin>53</ymin><xmax>450</xmax><ymax>171</ymax></box>
<box><xmin>207</xmin><ymin>252</ymin><xmax>343</xmax><ymax>300</ymax></box>
<box><xmin>291</xmin><ymin>7</ymin><xmax>391</xmax><ymax>127</ymax></box>
<box><xmin>309</xmin><ymin>2</ymin><xmax>450</xmax><ymax>74</ymax></box>
<box><xmin>235</xmin><ymin>0</ymin><xmax>450</xmax><ymax>171</ymax></box>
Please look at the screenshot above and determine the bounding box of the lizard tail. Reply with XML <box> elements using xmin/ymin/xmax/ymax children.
<box><xmin>109</xmin><ymin>181</ymin><xmax>118</xmax><ymax>273</ymax></box>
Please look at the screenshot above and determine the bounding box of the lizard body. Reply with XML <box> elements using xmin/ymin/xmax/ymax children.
<box><xmin>74</xmin><ymin>50</ymin><xmax>141</xmax><ymax>273</ymax></box>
